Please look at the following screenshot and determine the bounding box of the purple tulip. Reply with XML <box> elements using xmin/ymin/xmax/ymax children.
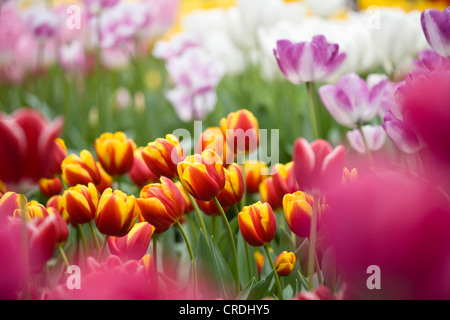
<box><xmin>413</xmin><ymin>49</ymin><xmax>450</xmax><ymax>72</ymax></box>
<box><xmin>273</xmin><ymin>35</ymin><xmax>346</xmax><ymax>85</ymax></box>
<box><xmin>421</xmin><ymin>7</ymin><xmax>450</xmax><ymax>57</ymax></box>
<box><xmin>318</xmin><ymin>73</ymin><xmax>388</xmax><ymax>128</ymax></box>
<box><xmin>383</xmin><ymin>111</ymin><xmax>423</xmax><ymax>154</ymax></box>
<box><xmin>346</xmin><ymin>125</ymin><xmax>386</xmax><ymax>154</ymax></box>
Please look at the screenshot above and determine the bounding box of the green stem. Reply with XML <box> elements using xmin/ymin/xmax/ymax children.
<box><xmin>77</xmin><ymin>224</ymin><xmax>87</xmax><ymax>255</ymax></box>
<box><xmin>89</xmin><ymin>221</ymin><xmax>100</xmax><ymax>252</ymax></box>
<box><xmin>213</xmin><ymin>196</ymin><xmax>240</xmax><ymax>295</ymax></box>
<box><xmin>264</xmin><ymin>244</ymin><xmax>284</xmax><ymax>300</ymax></box>
<box><xmin>58</xmin><ymin>245</ymin><xmax>70</xmax><ymax>268</ymax></box>
<box><xmin>186</xmin><ymin>191</ymin><xmax>209</xmax><ymax>241</ymax></box>
<box><xmin>305</xmin><ymin>82</ymin><xmax>320</xmax><ymax>140</ymax></box>
<box><xmin>357</xmin><ymin>123</ymin><xmax>374</xmax><ymax>166</ymax></box>
<box><xmin>98</xmin><ymin>234</ymin><xmax>109</xmax><ymax>260</ymax></box>
<box><xmin>176</xmin><ymin>220</ymin><xmax>197</xmax><ymax>298</ymax></box>
<box><xmin>234</xmin><ymin>204</ymin><xmax>253</xmax><ymax>281</ymax></box>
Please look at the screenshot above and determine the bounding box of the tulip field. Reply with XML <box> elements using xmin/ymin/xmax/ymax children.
<box><xmin>1</xmin><ymin>0</ymin><xmax>450</xmax><ymax>303</ymax></box>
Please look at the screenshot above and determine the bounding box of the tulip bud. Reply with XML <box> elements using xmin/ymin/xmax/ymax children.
<box><xmin>254</xmin><ymin>249</ymin><xmax>265</xmax><ymax>276</ymax></box>
<box><xmin>108</xmin><ymin>222</ymin><xmax>154</xmax><ymax>261</ymax></box>
<box><xmin>61</xmin><ymin>183</ymin><xmax>99</xmax><ymax>224</ymax></box>
<box><xmin>47</xmin><ymin>195</ymin><xmax>73</xmax><ymax>225</ymax></box>
<box><xmin>283</xmin><ymin>191</ymin><xmax>327</xmax><ymax>238</ymax></box>
<box><xmin>274</xmin><ymin>251</ymin><xmax>296</xmax><ymax>276</ymax></box>
<box><xmin>95</xmin><ymin>132</ymin><xmax>135</xmax><ymax>176</ymax></box>
<box><xmin>142</xmin><ymin>134</ymin><xmax>185</xmax><ymax>179</ymax></box>
<box><xmin>196</xmin><ymin>127</ymin><xmax>234</xmax><ymax>165</ymax></box>
<box><xmin>220</xmin><ymin>109</ymin><xmax>259</xmax><ymax>155</ymax></box>
<box><xmin>244</xmin><ymin>161</ymin><xmax>268</xmax><ymax>194</ymax></box>
<box><xmin>38</xmin><ymin>176</ymin><xmax>63</xmax><ymax>198</ymax></box>
<box><xmin>177</xmin><ymin>150</ymin><xmax>226</xmax><ymax>201</ymax></box>
<box><xmin>128</xmin><ymin>147</ymin><xmax>158</xmax><ymax>188</ymax></box>
<box><xmin>259</xmin><ymin>177</ymin><xmax>282</xmax><ymax>211</ymax></box>
<box><xmin>137</xmin><ymin>177</ymin><xmax>185</xmax><ymax>234</ymax></box>
<box><xmin>238</xmin><ymin>202</ymin><xmax>277</xmax><ymax>247</ymax></box>
<box><xmin>95</xmin><ymin>188</ymin><xmax>140</xmax><ymax>237</ymax></box>
<box><xmin>61</xmin><ymin>150</ymin><xmax>101</xmax><ymax>187</ymax></box>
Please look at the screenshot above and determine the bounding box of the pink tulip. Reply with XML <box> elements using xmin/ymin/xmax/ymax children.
<box><xmin>293</xmin><ymin>138</ymin><xmax>346</xmax><ymax>194</ymax></box>
<box><xmin>273</xmin><ymin>35</ymin><xmax>346</xmax><ymax>85</ymax></box>
<box><xmin>421</xmin><ymin>7</ymin><xmax>450</xmax><ymax>57</ymax></box>
<box><xmin>413</xmin><ymin>49</ymin><xmax>450</xmax><ymax>72</ymax></box>
<box><xmin>346</xmin><ymin>125</ymin><xmax>386</xmax><ymax>154</ymax></box>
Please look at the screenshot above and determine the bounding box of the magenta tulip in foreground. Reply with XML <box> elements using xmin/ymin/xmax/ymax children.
<box><xmin>273</xmin><ymin>35</ymin><xmax>346</xmax><ymax>85</ymax></box>
<box><xmin>421</xmin><ymin>7</ymin><xmax>450</xmax><ymax>57</ymax></box>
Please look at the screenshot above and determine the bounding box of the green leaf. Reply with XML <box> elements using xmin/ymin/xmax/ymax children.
<box><xmin>235</xmin><ymin>277</ymin><xmax>255</xmax><ymax>300</ymax></box>
<box><xmin>211</xmin><ymin>237</ymin><xmax>236</xmax><ymax>299</ymax></box>
<box><xmin>237</xmin><ymin>232</ymin><xmax>257</xmax><ymax>287</ymax></box>
<box><xmin>247</xmin><ymin>270</ymin><xmax>274</xmax><ymax>300</ymax></box>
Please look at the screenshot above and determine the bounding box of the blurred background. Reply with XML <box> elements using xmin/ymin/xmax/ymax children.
<box><xmin>1</xmin><ymin>0</ymin><xmax>449</xmax><ymax>164</ymax></box>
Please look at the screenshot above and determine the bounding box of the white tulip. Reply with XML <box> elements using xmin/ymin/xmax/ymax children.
<box><xmin>304</xmin><ymin>0</ymin><xmax>347</xmax><ymax>18</ymax></box>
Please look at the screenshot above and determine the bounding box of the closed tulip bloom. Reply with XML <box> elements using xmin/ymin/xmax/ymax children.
<box><xmin>319</xmin><ymin>73</ymin><xmax>388</xmax><ymax>128</ymax></box>
<box><xmin>238</xmin><ymin>202</ymin><xmax>277</xmax><ymax>247</ymax></box>
<box><xmin>128</xmin><ymin>147</ymin><xmax>158</xmax><ymax>188</ymax></box>
<box><xmin>46</xmin><ymin>138</ymin><xmax>67</xmax><ymax>178</ymax></box>
<box><xmin>61</xmin><ymin>150</ymin><xmax>101</xmax><ymax>187</ymax></box>
<box><xmin>47</xmin><ymin>195</ymin><xmax>73</xmax><ymax>225</ymax></box>
<box><xmin>244</xmin><ymin>161</ymin><xmax>268</xmax><ymax>194</ymax></box>
<box><xmin>283</xmin><ymin>191</ymin><xmax>326</xmax><ymax>238</ymax></box>
<box><xmin>137</xmin><ymin>177</ymin><xmax>185</xmax><ymax>234</ymax></box>
<box><xmin>271</xmin><ymin>162</ymin><xmax>299</xmax><ymax>201</ymax></box>
<box><xmin>61</xmin><ymin>183</ymin><xmax>99</xmax><ymax>224</ymax></box>
<box><xmin>273</xmin><ymin>35</ymin><xmax>346</xmax><ymax>85</ymax></box>
<box><xmin>259</xmin><ymin>177</ymin><xmax>283</xmax><ymax>211</ymax></box>
<box><xmin>142</xmin><ymin>134</ymin><xmax>185</xmax><ymax>179</ymax></box>
<box><xmin>38</xmin><ymin>176</ymin><xmax>63</xmax><ymax>198</ymax></box>
<box><xmin>220</xmin><ymin>109</ymin><xmax>259</xmax><ymax>155</ymax></box>
<box><xmin>108</xmin><ymin>222</ymin><xmax>154</xmax><ymax>261</ymax></box>
<box><xmin>274</xmin><ymin>251</ymin><xmax>296</xmax><ymax>277</ymax></box>
<box><xmin>421</xmin><ymin>7</ymin><xmax>450</xmax><ymax>57</ymax></box>
<box><xmin>293</xmin><ymin>138</ymin><xmax>346</xmax><ymax>194</ymax></box>
<box><xmin>177</xmin><ymin>150</ymin><xmax>226</xmax><ymax>201</ymax></box>
<box><xmin>95</xmin><ymin>132</ymin><xmax>135</xmax><ymax>176</ymax></box>
<box><xmin>216</xmin><ymin>163</ymin><xmax>244</xmax><ymax>208</ymax></box>
<box><xmin>95</xmin><ymin>188</ymin><xmax>140</xmax><ymax>237</ymax></box>
<box><xmin>196</xmin><ymin>127</ymin><xmax>234</xmax><ymax>165</ymax></box>
<box><xmin>0</xmin><ymin>108</ymin><xmax>63</xmax><ymax>189</ymax></box>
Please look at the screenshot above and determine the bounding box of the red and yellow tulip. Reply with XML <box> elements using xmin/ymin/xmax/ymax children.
<box><xmin>274</xmin><ymin>251</ymin><xmax>296</xmax><ymax>277</ymax></box>
<box><xmin>137</xmin><ymin>176</ymin><xmax>186</xmax><ymax>234</ymax></box>
<box><xmin>128</xmin><ymin>147</ymin><xmax>158</xmax><ymax>188</ymax></box>
<box><xmin>220</xmin><ymin>109</ymin><xmax>259</xmax><ymax>155</ymax></box>
<box><xmin>95</xmin><ymin>131</ymin><xmax>135</xmax><ymax>176</ymax></box>
<box><xmin>60</xmin><ymin>183</ymin><xmax>99</xmax><ymax>225</ymax></box>
<box><xmin>238</xmin><ymin>201</ymin><xmax>277</xmax><ymax>247</ymax></box>
<box><xmin>61</xmin><ymin>150</ymin><xmax>101</xmax><ymax>187</ymax></box>
<box><xmin>259</xmin><ymin>177</ymin><xmax>283</xmax><ymax>211</ymax></box>
<box><xmin>196</xmin><ymin>126</ymin><xmax>235</xmax><ymax>165</ymax></box>
<box><xmin>142</xmin><ymin>134</ymin><xmax>185</xmax><ymax>179</ymax></box>
<box><xmin>244</xmin><ymin>161</ymin><xmax>268</xmax><ymax>194</ymax></box>
<box><xmin>38</xmin><ymin>176</ymin><xmax>63</xmax><ymax>198</ymax></box>
<box><xmin>95</xmin><ymin>188</ymin><xmax>140</xmax><ymax>237</ymax></box>
<box><xmin>177</xmin><ymin>150</ymin><xmax>226</xmax><ymax>201</ymax></box>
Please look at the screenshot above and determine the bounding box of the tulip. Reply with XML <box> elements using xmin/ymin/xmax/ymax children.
<box><xmin>61</xmin><ymin>150</ymin><xmax>101</xmax><ymax>187</ymax></box>
<box><xmin>38</xmin><ymin>177</ymin><xmax>63</xmax><ymax>198</ymax></box>
<box><xmin>108</xmin><ymin>222</ymin><xmax>154</xmax><ymax>261</ymax></box>
<box><xmin>346</xmin><ymin>125</ymin><xmax>386</xmax><ymax>154</ymax></box>
<box><xmin>195</xmin><ymin>199</ymin><xmax>224</xmax><ymax>216</ymax></box>
<box><xmin>175</xmin><ymin>181</ymin><xmax>193</xmax><ymax>213</ymax></box>
<box><xmin>128</xmin><ymin>147</ymin><xmax>158</xmax><ymax>188</ymax></box>
<box><xmin>177</xmin><ymin>150</ymin><xmax>226</xmax><ymax>201</ymax></box>
<box><xmin>137</xmin><ymin>176</ymin><xmax>185</xmax><ymax>234</ymax></box>
<box><xmin>293</xmin><ymin>138</ymin><xmax>346</xmax><ymax>194</ymax></box>
<box><xmin>283</xmin><ymin>191</ymin><xmax>326</xmax><ymax>238</ymax></box>
<box><xmin>22</xmin><ymin>200</ymin><xmax>50</xmax><ymax>221</ymax></box>
<box><xmin>244</xmin><ymin>161</ymin><xmax>268</xmax><ymax>194</ymax></box>
<box><xmin>142</xmin><ymin>134</ymin><xmax>185</xmax><ymax>179</ymax></box>
<box><xmin>421</xmin><ymin>7</ymin><xmax>450</xmax><ymax>57</ymax></box>
<box><xmin>238</xmin><ymin>202</ymin><xmax>277</xmax><ymax>247</ymax></box>
<box><xmin>220</xmin><ymin>109</ymin><xmax>259</xmax><ymax>155</ymax></box>
<box><xmin>196</xmin><ymin>127</ymin><xmax>234</xmax><ymax>165</ymax></box>
<box><xmin>271</xmin><ymin>162</ymin><xmax>298</xmax><ymax>202</ymax></box>
<box><xmin>216</xmin><ymin>163</ymin><xmax>244</xmax><ymax>208</ymax></box>
<box><xmin>0</xmin><ymin>108</ymin><xmax>63</xmax><ymax>190</ymax></box>
<box><xmin>95</xmin><ymin>131</ymin><xmax>135</xmax><ymax>177</ymax></box>
<box><xmin>61</xmin><ymin>183</ymin><xmax>99</xmax><ymax>225</ymax></box>
<box><xmin>46</xmin><ymin>138</ymin><xmax>67</xmax><ymax>178</ymax></box>
<box><xmin>259</xmin><ymin>177</ymin><xmax>283</xmax><ymax>211</ymax></box>
<box><xmin>0</xmin><ymin>191</ymin><xmax>26</xmax><ymax>222</ymax></box>
<box><xmin>273</xmin><ymin>35</ymin><xmax>346</xmax><ymax>85</ymax></box>
<box><xmin>319</xmin><ymin>73</ymin><xmax>388</xmax><ymax>128</ymax></box>
<box><xmin>46</xmin><ymin>206</ymin><xmax>69</xmax><ymax>246</ymax></box>
<box><xmin>274</xmin><ymin>251</ymin><xmax>296</xmax><ymax>277</ymax></box>
<box><xmin>47</xmin><ymin>195</ymin><xmax>73</xmax><ymax>225</ymax></box>
<box><xmin>95</xmin><ymin>188</ymin><xmax>140</xmax><ymax>237</ymax></box>
<box><xmin>254</xmin><ymin>249</ymin><xmax>265</xmax><ymax>276</ymax></box>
